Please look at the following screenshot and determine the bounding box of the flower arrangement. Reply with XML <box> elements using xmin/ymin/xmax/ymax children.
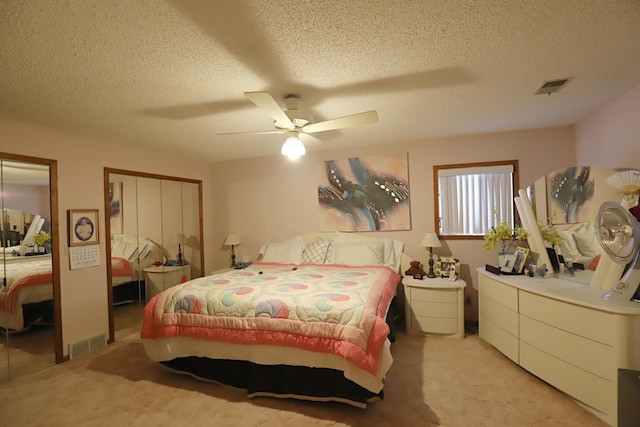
<box><xmin>32</xmin><ymin>230</ymin><xmax>51</xmax><ymax>246</ymax></box>
<box><xmin>537</xmin><ymin>221</ymin><xmax>564</xmax><ymax>248</ymax></box>
<box><xmin>482</xmin><ymin>219</ymin><xmax>529</xmax><ymax>253</ymax></box>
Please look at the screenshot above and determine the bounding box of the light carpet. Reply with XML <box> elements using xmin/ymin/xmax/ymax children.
<box><xmin>0</xmin><ymin>331</ymin><xmax>607</xmax><ymax>427</ymax></box>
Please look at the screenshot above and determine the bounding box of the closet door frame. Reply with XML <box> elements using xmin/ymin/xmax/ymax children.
<box><xmin>0</xmin><ymin>152</ymin><xmax>62</xmax><ymax>364</ymax></box>
<box><xmin>103</xmin><ymin>168</ymin><xmax>204</xmax><ymax>344</ymax></box>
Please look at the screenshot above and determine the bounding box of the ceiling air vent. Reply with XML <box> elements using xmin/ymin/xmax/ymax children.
<box><xmin>534</xmin><ymin>78</ymin><xmax>571</xmax><ymax>95</ymax></box>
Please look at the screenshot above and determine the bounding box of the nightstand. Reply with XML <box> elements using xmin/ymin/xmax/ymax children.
<box><xmin>403</xmin><ymin>275</ymin><xmax>467</xmax><ymax>339</ymax></box>
<box><xmin>144</xmin><ymin>265</ymin><xmax>192</xmax><ymax>298</ymax></box>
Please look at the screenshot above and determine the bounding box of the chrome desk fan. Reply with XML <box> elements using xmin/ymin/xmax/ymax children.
<box><xmin>596</xmin><ymin>202</ymin><xmax>640</xmax><ymax>307</ymax></box>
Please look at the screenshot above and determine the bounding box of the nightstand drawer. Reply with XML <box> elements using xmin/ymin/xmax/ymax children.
<box><xmin>410</xmin><ymin>300</ymin><xmax>457</xmax><ymax>318</ymax></box>
<box><xmin>410</xmin><ymin>287</ymin><xmax>457</xmax><ymax>303</ymax></box>
<box><xmin>411</xmin><ymin>315</ymin><xmax>458</xmax><ymax>334</ymax></box>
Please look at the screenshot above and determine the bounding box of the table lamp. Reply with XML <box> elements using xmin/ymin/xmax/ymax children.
<box><xmin>421</xmin><ymin>232</ymin><xmax>442</xmax><ymax>278</ymax></box>
<box><xmin>224</xmin><ymin>234</ymin><xmax>240</xmax><ymax>268</ymax></box>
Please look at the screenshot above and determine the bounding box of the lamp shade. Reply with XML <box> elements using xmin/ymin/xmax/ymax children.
<box><xmin>420</xmin><ymin>232</ymin><xmax>441</xmax><ymax>248</ymax></box>
<box><xmin>224</xmin><ymin>234</ymin><xmax>240</xmax><ymax>246</ymax></box>
<box><xmin>281</xmin><ymin>136</ymin><xmax>306</xmax><ymax>159</ymax></box>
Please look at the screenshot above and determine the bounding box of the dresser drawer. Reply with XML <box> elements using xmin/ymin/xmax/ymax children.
<box><xmin>478</xmin><ymin>274</ymin><xmax>518</xmax><ymax>311</ymax></box>
<box><xmin>479</xmin><ymin>292</ymin><xmax>518</xmax><ymax>337</ymax></box>
<box><xmin>520</xmin><ymin>341</ymin><xmax>614</xmax><ymax>415</ymax></box>
<box><xmin>410</xmin><ymin>300</ymin><xmax>457</xmax><ymax>318</ymax></box>
<box><xmin>519</xmin><ymin>291</ymin><xmax>614</xmax><ymax>345</ymax></box>
<box><xmin>479</xmin><ymin>313</ymin><xmax>519</xmax><ymax>363</ymax></box>
<box><xmin>410</xmin><ymin>314</ymin><xmax>458</xmax><ymax>334</ymax></box>
<box><xmin>520</xmin><ymin>314</ymin><xmax>613</xmax><ymax>380</ymax></box>
<box><xmin>410</xmin><ymin>287</ymin><xmax>458</xmax><ymax>303</ymax></box>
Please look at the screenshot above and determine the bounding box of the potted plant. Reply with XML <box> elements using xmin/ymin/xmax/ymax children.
<box><xmin>537</xmin><ymin>221</ymin><xmax>564</xmax><ymax>272</ymax></box>
<box><xmin>31</xmin><ymin>230</ymin><xmax>51</xmax><ymax>253</ymax></box>
<box><xmin>482</xmin><ymin>220</ymin><xmax>529</xmax><ymax>255</ymax></box>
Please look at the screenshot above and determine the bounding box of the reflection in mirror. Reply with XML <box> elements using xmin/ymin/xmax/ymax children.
<box><xmin>0</xmin><ymin>158</ymin><xmax>57</xmax><ymax>383</ymax></box>
<box><xmin>524</xmin><ymin>166</ymin><xmax>638</xmax><ymax>287</ymax></box>
<box><xmin>105</xmin><ymin>169</ymin><xmax>203</xmax><ymax>344</ymax></box>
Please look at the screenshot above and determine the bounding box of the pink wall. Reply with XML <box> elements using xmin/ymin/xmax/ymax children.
<box><xmin>2</xmin><ymin>183</ymin><xmax>50</xmax><ymax>222</ymax></box>
<box><xmin>0</xmin><ymin>79</ymin><xmax>636</xmax><ymax>348</ymax></box>
<box><xmin>576</xmin><ymin>82</ymin><xmax>640</xmax><ymax>169</ymax></box>
<box><xmin>0</xmin><ymin>119</ymin><xmax>215</xmax><ymax>352</ymax></box>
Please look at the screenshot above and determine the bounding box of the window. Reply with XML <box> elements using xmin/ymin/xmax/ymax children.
<box><xmin>434</xmin><ymin>160</ymin><xmax>519</xmax><ymax>239</ymax></box>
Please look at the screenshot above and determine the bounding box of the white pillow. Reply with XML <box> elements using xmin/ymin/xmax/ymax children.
<box><xmin>333</xmin><ymin>232</ymin><xmax>399</xmax><ymax>269</ymax></box>
<box><xmin>558</xmin><ymin>231</ymin><xmax>581</xmax><ymax>260</ymax></box>
<box><xmin>301</xmin><ymin>238</ymin><xmax>331</xmax><ymax>264</ymax></box>
<box><xmin>573</xmin><ymin>231</ymin><xmax>601</xmax><ymax>257</ymax></box>
<box><xmin>333</xmin><ymin>240</ymin><xmax>385</xmax><ymax>266</ymax></box>
<box><xmin>261</xmin><ymin>236</ymin><xmax>306</xmax><ymax>264</ymax></box>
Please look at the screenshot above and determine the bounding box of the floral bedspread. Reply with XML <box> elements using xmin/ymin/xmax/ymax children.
<box><xmin>0</xmin><ymin>259</ymin><xmax>52</xmax><ymax>312</ymax></box>
<box><xmin>141</xmin><ymin>262</ymin><xmax>400</xmax><ymax>375</ymax></box>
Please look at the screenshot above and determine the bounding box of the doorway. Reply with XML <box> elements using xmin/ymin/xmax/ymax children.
<box><xmin>0</xmin><ymin>153</ymin><xmax>62</xmax><ymax>383</ymax></box>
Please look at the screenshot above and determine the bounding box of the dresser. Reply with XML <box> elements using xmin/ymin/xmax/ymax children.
<box><xmin>403</xmin><ymin>276</ymin><xmax>466</xmax><ymax>339</ymax></box>
<box><xmin>477</xmin><ymin>268</ymin><xmax>640</xmax><ymax>426</ymax></box>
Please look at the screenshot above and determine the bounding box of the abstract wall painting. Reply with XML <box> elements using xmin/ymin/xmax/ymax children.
<box><xmin>318</xmin><ymin>153</ymin><xmax>410</xmax><ymax>231</ymax></box>
<box><xmin>109</xmin><ymin>182</ymin><xmax>123</xmax><ymax>234</ymax></box>
<box><xmin>547</xmin><ymin>166</ymin><xmax>594</xmax><ymax>224</ymax></box>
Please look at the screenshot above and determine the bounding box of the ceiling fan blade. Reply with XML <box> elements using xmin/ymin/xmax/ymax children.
<box><xmin>217</xmin><ymin>130</ymin><xmax>284</xmax><ymax>136</ymax></box>
<box><xmin>302</xmin><ymin>110</ymin><xmax>378</xmax><ymax>134</ymax></box>
<box><xmin>244</xmin><ymin>91</ymin><xmax>294</xmax><ymax>129</ymax></box>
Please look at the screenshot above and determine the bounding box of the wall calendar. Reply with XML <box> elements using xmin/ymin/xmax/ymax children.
<box><xmin>69</xmin><ymin>245</ymin><xmax>101</xmax><ymax>270</ymax></box>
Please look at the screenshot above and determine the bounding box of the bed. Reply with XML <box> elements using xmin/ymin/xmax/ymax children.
<box><xmin>110</xmin><ymin>234</ymin><xmax>164</xmax><ymax>286</ymax></box>
<box><xmin>0</xmin><ymin>256</ymin><xmax>53</xmax><ymax>331</ymax></box>
<box><xmin>0</xmin><ymin>234</ymin><xmax>163</xmax><ymax>332</ymax></box>
<box><xmin>110</xmin><ymin>234</ymin><xmax>164</xmax><ymax>304</ymax></box>
<box><xmin>141</xmin><ymin>232</ymin><xmax>406</xmax><ymax>407</ymax></box>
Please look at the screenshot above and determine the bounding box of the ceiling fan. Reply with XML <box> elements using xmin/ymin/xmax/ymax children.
<box><xmin>218</xmin><ymin>92</ymin><xmax>378</xmax><ymax>158</ymax></box>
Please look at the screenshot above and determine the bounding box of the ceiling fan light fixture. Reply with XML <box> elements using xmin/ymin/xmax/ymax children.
<box><xmin>281</xmin><ymin>133</ymin><xmax>305</xmax><ymax>160</ymax></box>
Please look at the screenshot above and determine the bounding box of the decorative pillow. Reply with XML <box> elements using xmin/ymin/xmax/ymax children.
<box><xmin>301</xmin><ymin>238</ymin><xmax>331</xmax><ymax>264</ymax></box>
<box><xmin>558</xmin><ymin>231</ymin><xmax>581</xmax><ymax>260</ymax></box>
<box><xmin>261</xmin><ymin>236</ymin><xmax>306</xmax><ymax>264</ymax></box>
<box><xmin>573</xmin><ymin>231</ymin><xmax>600</xmax><ymax>258</ymax></box>
<box><xmin>333</xmin><ymin>240</ymin><xmax>385</xmax><ymax>266</ymax></box>
<box><xmin>324</xmin><ymin>240</ymin><xmax>335</xmax><ymax>264</ymax></box>
<box><xmin>333</xmin><ymin>232</ymin><xmax>399</xmax><ymax>269</ymax></box>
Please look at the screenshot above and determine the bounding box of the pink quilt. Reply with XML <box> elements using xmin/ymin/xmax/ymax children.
<box><xmin>141</xmin><ymin>263</ymin><xmax>400</xmax><ymax>375</ymax></box>
<box><xmin>0</xmin><ymin>259</ymin><xmax>52</xmax><ymax>313</ymax></box>
<box><xmin>111</xmin><ymin>257</ymin><xmax>133</xmax><ymax>277</ymax></box>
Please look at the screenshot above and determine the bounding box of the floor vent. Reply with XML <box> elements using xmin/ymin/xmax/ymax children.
<box><xmin>69</xmin><ymin>334</ymin><xmax>106</xmax><ymax>360</ymax></box>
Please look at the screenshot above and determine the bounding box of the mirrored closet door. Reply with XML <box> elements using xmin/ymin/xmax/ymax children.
<box><xmin>104</xmin><ymin>169</ymin><xmax>203</xmax><ymax>343</ymax></box>
<box><xmin>1</xmin><ymin>154</ymin><xmax>61</xmax><ymax>383</ymax></box>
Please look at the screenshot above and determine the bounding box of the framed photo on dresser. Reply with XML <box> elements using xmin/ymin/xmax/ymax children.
<box><xmin>435</xmin><ymin>257</ymin><xmax>460</xmax><ymax>278</ymax></box>
<box><xmin>512</xmin><ymin>246</ymin><xmax>529</xmax><ymax>274</ymax></box>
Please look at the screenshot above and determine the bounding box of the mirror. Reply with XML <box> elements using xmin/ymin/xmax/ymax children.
<box><xmin>104</xmin><ymin>169</ymin><xmax>203</xmax><ymax>343</ymax></box>
<box><xmin>0</xmin><ymin>157</ymin><xmax>60</xmax><ymax>383</ymax></box>
<box><xmin>524</xmin><ymin>166</ymin><xmax>637</xmax><ymax>286</ymax></box>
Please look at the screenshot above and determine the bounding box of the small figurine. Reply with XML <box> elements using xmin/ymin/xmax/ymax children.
<box><xmin>405</xmin><ymin>261</ymin><xmax>426</xmax><ymax>278</ymax></box>
<box><xmin>536</xmin><ymin>264</ymin><xmax>548</xmax><ymax>278</ymax></box>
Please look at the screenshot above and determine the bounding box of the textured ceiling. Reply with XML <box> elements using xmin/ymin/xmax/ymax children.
<box><xmin>1</xmin><ymin>0</ymin><xmax>640</xmax><ymax>163</ymax></box>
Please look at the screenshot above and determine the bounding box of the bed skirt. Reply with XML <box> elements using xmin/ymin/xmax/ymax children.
<box><xmin>161</xmin><ymin>357</ymin><xmax>383</xmax><ymax>408</ymax></box>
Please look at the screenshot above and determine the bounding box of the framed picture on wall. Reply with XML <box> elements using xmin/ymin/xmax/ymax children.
<box><xmin>68</xmin><ymin>209</ymin><xmax>99</xmax><ymax>246</ymax></box>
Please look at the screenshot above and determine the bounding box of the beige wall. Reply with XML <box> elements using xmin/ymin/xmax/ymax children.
<box><xmin>0</xmin><ymin>119</ymin><xmax>215</xmax><ymax>353</ymax></box>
